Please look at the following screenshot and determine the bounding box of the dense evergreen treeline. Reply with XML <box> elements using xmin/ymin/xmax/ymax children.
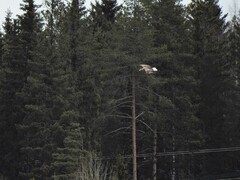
<box><xmin>0</xmin><ymin>0</ymin><xmax>239</xmax><ymax>179</ymax></box>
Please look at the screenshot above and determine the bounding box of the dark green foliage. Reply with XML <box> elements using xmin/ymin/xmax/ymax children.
<box><xmin>132</xmin><ymin>0</ymin><xmax>201</xmax><ymax>178</ymax></box>
<box><xmin>0</xmin><ymin>0</ymin><xmax>240</xmax><ymax>179</ymax></box>
<box><xmin>188</xmin><ymin>0</ymin><xmax>240</xmax><ymax>176</ymax></box>
<box><xmin>222</xmin><ymin>14</ymin><xmax>240</xmax><ymax>173</ymax></box>
<box><xmin>69</xmin><ymin>0</ymin><xmax>86</xmax><ymax>71</ymax></box>
<box><xmin>52</xmin><ymin>122</ymin><xmax>84</xmax><ymax>179</ymax></box>
<box><xmin>90</xmin><ymin>0</ymin><xmax>120</xmax><ymax>31</ymax></box>
<box><xmin>101</xmin><ymin>0</ymin><xmax>121</xmax><ymax>22</ymax></box>
<box><xmin>0</xmin><ymin>12</ymin><xmax>25</xmax><ymax>179</ymax></box>
<box><xmin>43</xmin><ymin>0</ymin><xmax>65</xmax><ymax>45</ymax></box>
<box><xmin>18</xmin><ymin>32</ymin><xmax>57</xmax><ymax>178</ymax></box>
<box><xmin>0</xmin><ymin>31</ymin><xmax>3</xmax><ymax>63</ymax></box>
<box><xmin>227</xmin><ymin>15</ymin><xmax>240</xmax><ymax>88</ymax></box>
<box><xmin>18</xmin><ymin>0</ymin><xmax>42</xmax><ymax>78</ymax></box>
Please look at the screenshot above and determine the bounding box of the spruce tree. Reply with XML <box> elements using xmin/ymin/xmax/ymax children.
<box><xmin>75</xmin><ymin>0</ymin><xmax>121</xmax><ymax>153</ymax></box>
<box><xmin>2</xmin><ymin>0</ymin><xmax>239</xmax><ymax>179</ymax></box>
<box><xmin>0</xmin><ymin>12</ymin><xmax>25</xmax><ymax>179</ymax></box>
<box><xmin>227</xmin><ymin>15</ymin><xmax>240</xmax><ymax>88</ymax></box>
<box><xmin>52</xmin><ymin>122</ymin><xmax>84</xmax><ymax>179</ymax></box>
<box><xmin>0</xmin><ymin>31</ymin><xmax>3</xmax><ymax>63</ymax></box>
<box><xmin>18</xmin><ymin>0</ymin><xmax>42</xmax><ymax>79</ymax></box>
<box><xmin>18</xmin><ymin>33</ymin><xmax>54</xmax><ymax>179</ymax></box>
<box><xmin>69</xmin><ymin>0</ymin><xmax>86</xmax><ymax>71</ymax></box>
<box><xmin>101</xmin><ymin>0</ymin><xmax>121</xmax><ymax>23</ymax></box>
<box><xmin>43</xmin><ymin>0</ymin><xmax>65</xmax><ymax>46</ymax></box>
<box><xmin>90</xmin><ymin>0</ymin><xmax>120</xmax><ymax>31</ymax></box>
<box><xmin>44</xmin><ymin>0</ymin><xmax>89</xmax><ymax>176</ymax></box>
<box><xmin>135</xmin><ymin>0</ymin><xmax>201</xmax><ymax>178</ymax></box>
<box><xmin>222</xmin><ymin>14</ymin><xmax>240</xmax><ymax>171</ymax></box>
<box><xmin>15</xmin><ymin>0</ymin><xmax>56</xmax><ymax>178</ymax></box>
<box><xmin>100</xmin><ymin>1</ymin><xmax>158</xmax><ymax>179</ymax></box>
<box><xmin>188</xmin><ymin>0</ymin><xmax>235</xmax><ymax>175</ymax></box>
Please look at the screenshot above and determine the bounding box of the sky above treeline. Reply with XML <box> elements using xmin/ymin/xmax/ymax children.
<box><xmin>0</xmin><ymin>0</ymin><xmax>238</xmax><ymax>25</ymax></box>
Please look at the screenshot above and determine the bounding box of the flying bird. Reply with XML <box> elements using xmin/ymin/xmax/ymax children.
<box><xmin>139</xmin><ymin>64</ymin><xmax>158</xmax><ymax>74</ymax></box>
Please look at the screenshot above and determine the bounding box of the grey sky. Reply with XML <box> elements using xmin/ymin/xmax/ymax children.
<box><xmin>0</xmin><ymin>0</ymin><xmax>237</xmax><ymax>26</ymax></box>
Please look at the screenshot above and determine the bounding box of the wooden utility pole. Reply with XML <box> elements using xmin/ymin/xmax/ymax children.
<box><xmin>153</xmin><ymin>124</ymin><xmax>158</xmax><ymax>180</ymax></box>
<box><xmin>172</xmin><ymin>126</ymin><xmax>176</xmax><ymax>180</ymax></box>
<box><xmin>132</xmin><ymin>73</ymin><xmax>137</xmax><ymax>180</ymax></box>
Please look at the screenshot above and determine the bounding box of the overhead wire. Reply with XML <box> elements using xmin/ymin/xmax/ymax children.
<box><xmin>93</xmin><ymin>146</ymin><xmax>240</xmax><ymax>161</ymax></box>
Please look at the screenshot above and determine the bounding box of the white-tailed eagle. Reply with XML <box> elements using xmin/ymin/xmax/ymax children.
<box><xmin>139</xmin><ymin>64</ymin><xmax>158</xmax><ymax>74</ymax></box>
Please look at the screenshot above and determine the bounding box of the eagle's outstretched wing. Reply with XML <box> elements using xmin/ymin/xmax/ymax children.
<box><xmin>139</xmin><ymin>64</ymin><xmax>151</xmax><ymax>71</ymax></box>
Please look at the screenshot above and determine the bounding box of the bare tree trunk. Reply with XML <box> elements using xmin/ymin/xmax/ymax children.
<box><xmin>153</xmin><ymin>124</ymin><xmax>157</xmax><ymax>180</ymax></box>
<box><xmin>132</xmin><ymin>74</ymin><xmax>137</xmax><ymax>180</ymax></box>
<box><xmin>172</xmin><ymin>126</ymin><xmax>176</xmax><ymax>180</ymax></box>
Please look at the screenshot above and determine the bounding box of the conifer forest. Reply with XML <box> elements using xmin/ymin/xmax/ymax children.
<box><xmin>0</xmin><ymin>0</ymin><xmax>240</xmax><ymax>179</ymax></box>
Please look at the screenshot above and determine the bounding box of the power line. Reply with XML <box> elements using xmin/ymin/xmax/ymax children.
<box><xmin>96</xmin><ymin>146</ymin><xmax>240</xmax><ymax>161</ymax></box>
